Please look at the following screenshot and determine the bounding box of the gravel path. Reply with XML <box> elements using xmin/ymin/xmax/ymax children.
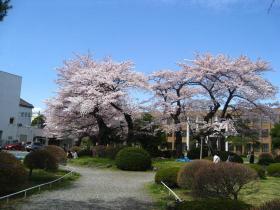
<box><xmin>8</xmin><ymin>166</ymin><xmax>155</xmax><ymax>210</ymax></box>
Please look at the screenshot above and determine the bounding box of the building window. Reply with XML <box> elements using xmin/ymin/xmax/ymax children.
<box><xmin>9</xmin><ymin>117</ymin><xmax>14</xmax><ymax>124</ymax></box>
<box><xmin>25</xmin><ymin>112</ymin><xmax>28</xmax><ymax>117</ymax></box>
<box><xmin>261</xmin><ymin>129</ymin><xmax>269</xmax><ymax>138</ymax></box>
<box><xmin>262</xmin><ymin>144</ymin><xmax>269</xmax><ymax>153</ymax></box>
<box><xmin>21</xmin><ymin>112</ymin><xmax>24</xmax><ymax>117</ymax></box>
<box><xmin>8</xmin><ymin>136</ymin><xmax>12</xmax><ymax>140</ymax></box>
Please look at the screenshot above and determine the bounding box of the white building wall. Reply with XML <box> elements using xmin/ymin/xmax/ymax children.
<box><xmin>0</xmin><ymin>71</ymin><xmax>22</xmax><ymax>145</ymax></box>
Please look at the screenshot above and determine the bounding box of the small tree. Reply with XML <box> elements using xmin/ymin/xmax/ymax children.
<box><xmin>31</xmin><ymin>114</ymin><xmax>46</xmax><ymax>128</ymax></box>
<box><xmin>193</xmin><ymin>163</ymin><xmax>257</xmax><ymax>200</ymax></box>
<box><xmin>24</xmin><ymin>150</ymin><xmax>58</xmax><ymax>177</ymax></box>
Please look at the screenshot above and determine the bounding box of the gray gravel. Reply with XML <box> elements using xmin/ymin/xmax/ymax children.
<box><xmin>8</xmin><ymin>166</ymin><xmax>155</xmax><ymax>210</ymax></box>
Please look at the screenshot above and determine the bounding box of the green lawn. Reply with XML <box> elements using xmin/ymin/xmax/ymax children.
<box><xmin>69</xmin><ymin>156</ymin><xmax>116</xmax><ymax>169</ymax></box>
<box><xmin>152</xmin><ymin>158</ymin><xmax>187</xmax><ymax>170</ymax></box>
<box><xmin>148</xmin><ymin>176</ymin><xmax>280</xmax><ymax>210</ymax></box>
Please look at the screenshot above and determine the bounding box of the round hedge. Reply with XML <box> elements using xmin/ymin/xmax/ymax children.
<box><xmin>0</xmin><ymin>151</ymin><xmax>28</xmax><ymax>195</ymax></box>
<box><xmin>258</xmin><ymin>153</ymin><xmax>274</xmax><ymax>165</ymax></box>
<box><xmin>177</xmin><ymin>160</ymin><xmax>212</xmax><ymax>189</ymax></box>
<box><xmin>248</xmin><ymin>164</ymin><xmax>266</xmax><ymax>179</ymax></box>
<box><xmin>267</xmin><ymin>163</ymin><xmax>280</xmax><ymax>177</ymax></box>
<box><xmin>155</xmin><ymin>167</ymin><xmax>180</xmax><ymax>188</ymax></box>
<box><xmin>24</xmin><ymin>150</ymin><xmax>58</xmax><ymax>176</ymax></box>
<box><xmin>219</xmin><ymin>151</ymin><xmax>243</xmax><ymax>163</ymax></box>
<box><xmin>115</xmin><ymin>147</ymin><xmax>151</xmax><ymax>171</ymax></box>
<box><xmin>44</xmin><ymin>145</ymin><xmax>67</xmax><ymax>164</ymax></box>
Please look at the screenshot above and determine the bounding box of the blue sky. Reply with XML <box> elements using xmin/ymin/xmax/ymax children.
<box><xmin>0</xmin><ymin>0</ymin><xmax>279</xmax><ymax>111</ymax></box>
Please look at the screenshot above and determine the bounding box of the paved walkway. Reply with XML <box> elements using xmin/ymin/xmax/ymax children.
<box><xmin>8</xmin><ymin>166</ymin><xmax>155</xmax><ymax>210</ymax></box>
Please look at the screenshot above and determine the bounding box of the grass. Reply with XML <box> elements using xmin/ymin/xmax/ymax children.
<box><xmin>0</xmin><ymin>169</ymin><xmax>80</xmax><ymax>207</ymax></box>
<box><xmin>152</xmin><ymin>158</ymin><xmax>188</xmax><ymax>170</ymax></box>
<box><xmin>69</xmin><ymin>156</ymin><xmax>116</xmax><ymax>169</ymax></box>
<box><xmin>148</xmin><ymin>176</ymin><xmax>280</xmax><ymax>210</ymax></box>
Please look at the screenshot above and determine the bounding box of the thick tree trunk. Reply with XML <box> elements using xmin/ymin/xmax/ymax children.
<box><xmin>124</xmin><ymin>113</ymin><xmax>134</xmax><ymax>145</ymax></box>
<box><xmin>175</xmin><ymin>130</ymin><xmax>183</xmax><ymax>158</ymax></box>
<box><xmin>92</xmin><ymin>108</ymin><xmax>111</xmax><ymax>145</ymax></box>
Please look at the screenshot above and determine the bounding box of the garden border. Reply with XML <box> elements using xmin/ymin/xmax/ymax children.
<box><xmin>0</xmin><ymin>167</ymin><xmax>75</xmax><ymax>204</ymax></box>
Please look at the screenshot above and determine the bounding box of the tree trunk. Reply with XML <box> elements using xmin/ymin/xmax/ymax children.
<box><xmin>124</xmin><ymin>113</ymin><xmax>134</xmax><ymax>145</ymax></box>
<box><xmin>175</xmin><ymin>130</ymin><xmax>183</xmax><ymax>158</ymax></box>
<box><xmin>92</xmin><ymin>109</ymin><xmax>111</xmax><ymax>145</ymax></box>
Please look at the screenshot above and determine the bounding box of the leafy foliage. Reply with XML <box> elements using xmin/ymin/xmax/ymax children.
<box><xmin>270</xmin><ymin>123</ymin><xmax>280</xmax><ymax>149</ymax></box>
<box><xmin>115</xmin><ymin>147</ymin><xmax>151</xmax><ymax>171</ymax></box>
<box><xmin>177</xmin><ymin>160</ymin><xmax>212</xmax><ymax>189</ymax></box>
<box><xmin>172</xmin><ymin>199</ymin><xmax>251</xmax><ymax>210</ymax></box>
<box><xmin>218</xmin><ymin>151</ymin><xmax>243</xmax><ymax>163</ymax></box>
<box><xmin>92</xmin><ymin>145</ymin><xmax>125</xmax><ymax>159</ymax></box>
<box><xmin>24</xmin><ymin>150</ymin><xmax>58</xmax><ymax>176</ymax></box>
<box><xmin>0</xmin><ymin>0</ymin><xmax>12</xmax><ymax>21</ymax></box>
<box><xmin>267</xmin><ymin>163</ymin><xmax>280</xmax><ymax>177</ymax></box>
<box><xmin>44</xmin><ymin>145</ymin><xmax>67</xmax><ymax>164</ymax></box>
<box><xmin>31</xmin><ymin>114</ymin><xmax>46</xmax><ymax>128</ymax></box>
<box><xmin>155</xmin><ymin>167</ymin><xmax>180</xmax><ymax>188</ymax></box>
<box><xmin>0</xmin><ymin>151</ymin><xmax>28</xmax><ymax>195</ymax></box>
<box><xmin>258</xmin><ymin>153</ymin><xmax>274</xmax><ymax>165</ymax></box>
<box><xmin>192</xmin><ymin>163</ymin><xmax>258</xmax><ymax>200</ymax></box>
<box><xmin>248</xmin><ymin>164</ymin><xmax>266</xmax><ymax>179</ymax></box>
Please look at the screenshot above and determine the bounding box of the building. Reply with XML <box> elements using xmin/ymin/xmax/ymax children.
<box><xmin>0</xmin><ymin>71</ymin><xmax>45</xmax><ymax>146</ymax></box>
<box><xmin>165</xmin><ymin>110</ymin><xmax>280</xmax><ymax>155</ymax></box>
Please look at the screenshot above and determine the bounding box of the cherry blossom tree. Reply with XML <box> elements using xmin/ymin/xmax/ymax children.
<box><xmin>150</xmin><ymin>70</ymin><xmax>197</xmax><ymax>157</ymax></box>
<box><xmin>180</xmin><ymin>53</ymin><xmax>278</xmax><ymax>150</ymax></box>
<box><xmin>45</xmin><ymin>54</ymin><xmax>146</xmax><ymax>145</ymax></box>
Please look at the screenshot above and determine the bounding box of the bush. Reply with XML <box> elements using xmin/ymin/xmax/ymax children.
<box><xmin>115</xmin><ymin>147</ymin><xmax>151</xmax><ymax>171</ymax></box>
<box><xmin>24</xmin><ymin>150</ymin><xmax>58</xmax><ymax>176</ymax></box>
<box><xmin>172</xmin><ymin>199</ymin><xmax>251</xmax><ymax>210</ymax></box>
<box><xmin>92</xmin><ymin>145</ymin><xmax>124</xmax><ymax>159</ymax></box>
<box><xmin>274</xmin><ymin>155</ymin><xmax>280</xmax><ymax>163</ymax></box>
<box><xmin>0</xmin><ymin>152</ymin><xmax>28</xmax><ymax>195</ymax></box>
<box><xmin>155</xmin><ymin>167</ymin><xmax>180</xmax><ymax>188</ymax></box>
<box><xmin>187</xmin><ymin>147</ymin><xmax>208</xmax><ymax>160</ymax></box>
<box><xmin>248</xmin><ymin>164</ymin><xmax>266</xmax><ymax>179</ymax></box>
<box><xmin>44</xmin><ymin>145</ymin><xmax>67</xmax><ymax>164</ymax></box>
<box><xmin>258</xmin><ymin>153</ymin><xmax>274</xmax><ymax>165</ymax></box>
<box><xmin>160</xmin><ymin>150</ymin><xmax>177</xmax><ymax>158</ymax></box>
<box><xmin>177</xmin><ymin>160</ymin><xmax>212</xmax><ymax>189</ymax></box>
<box><xmin>193</xmin><ymin>162</ymin><xmax>258</xmax><ymax>200</ymax></box>
<box><xmin>70</xmin><ymin>146</ymin><xmax>81</xmax><ymax>153</ymax></box>
<box><xmin>251</xmin><ymin>199</ymin><xmax>280</xmax><ymax>210</ymax></box>
<box><xmin>267</xmin><ymin>163</ymin><xmax>280</xmax><ymax>177</ymax></box>
<box><xmin>77</xmin><ymin>149</ymin><xmax>92</xmax><ymax>157</ymax></box>
<box><xmin>219</xmin><ymin>151</ymin><xmax>244</xmax><ymax>163</ymax></box>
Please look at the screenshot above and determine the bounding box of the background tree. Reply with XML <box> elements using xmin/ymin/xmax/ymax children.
<box><xmin>31</xmin><ymin>114</ymin><xmax>46</xmax><ymax>128</ymax></box>
<box><xmin>0</xmin><ymin>0</ymin><xmax>11</xmax><ymax>21</ymax></box>
<box><xmin>270</xmin><ymin>123</ymin><xmax>280</xmax><ymax>149</ymax></box>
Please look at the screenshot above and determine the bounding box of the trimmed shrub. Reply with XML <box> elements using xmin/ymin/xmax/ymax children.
<box><xmin>77</xmin><ymin>149</ymin><xmax>92</xmax><ymax>157</ymax></box>
<box><xmin>172</xmin><ymin>199</ymin><xmax>251</xmax><ymax>210</ymax></box>
<box><xmin>219</xmin><ymin>151</ymin><xmax>244</xmax><ymax>163</ymax></box>
<box><xmin>258</xmin><ymin>153</ymin><xmax>274</xmax><ymax>165</ymax></box>
<box><xmin>193</xmin><ymin>162</ymin><xmax>258</xmax><ymax>200</ymax></box>
<box><xmin>248</xmin><ymin>164</ymin><xmax>266</xmax><ymax>179</ymax></box>
<box><xmin>70</xmin><ymin>146</ymin><xmax>81</xmax><ymax>153</ymax></box>
<box><xmin>92</xmin><ymin>145</ymin><xmax>124</xmax><ymax>159</ymax></box>
<box><xmin>187</xmin><ymin>147</ymin><xmax>208</xmax><ymax>160</ymax></box>
<box><xmin>24</xmin><ymin>150</ymin><xmax>58</xmax><ymax>176</ymax></box>
<box><xmin>267</xmin><ymin>163</ymin><xmax>280</xmax><ymax>177</ymax></box>
<box><xmin>0</xmin><ymin>152</ymin><xmax>28</xmax><ymax>195</ymax></box>
<box><xmin>115</xmin><ymin>147</ymin><xmax>151</xmax><ymax>171</ymax></box>
<box><xmin>155</xmin><ymin>167</ymin><xmax>180</xmax><ymax>188</ymax></box>
<box><xmin>251</xmin><ymin>199</ymin><xmax>280</xmax><ymax>210</ymax></box>
<box><xmin>177</xmin><ymin>160</ymin><xmax>212</xmax><ymax>189</ymax></box>
<box><xmin>44</xmin><ymin>145</ymin><xmax>67</xmax><ymax>164</ymax></box>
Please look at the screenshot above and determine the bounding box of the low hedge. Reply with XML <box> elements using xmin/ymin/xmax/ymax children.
<box><xmin>0</xmin><ymin>152</ymin><xmax>28</xmax><ymax>195</ymax></box>
<box><xmin>248</xmin><ymin>164</ymin><xmax>266</xmax><ymax>179</ymax></box>
<box><xmin>187</xmin><ymin>147</ymin><xmax>208</xmax><ymax>160</ymax></box>
<box><xmin>171</xmin><ymin>199</ymin><xmax>251</xmax><ymax>210</ymax></box>
<box><xmin>155</xmin><ymin>167</ymin><xmax>180</xmax><ymax>188</ymax></box>
<box><xmin>177</xmin><ymin>160</ymin><xmax>212</xmax><ymax>189</ymax></box>
<box><xmin>115</xmin><ymin>147</ymin><xmax>151</xmax><ymax>171</ymax></box>
<box><xmin>258</xmin><ymin>153</ymin><xmax>274</xmax><ymax>165</ymax></box>
<box><xmin>219</xmin><ymin>151</ymin><xmax>243</xmax><ymax>163</ymax></box>
<box><xmin>77</xmin><ymin>149</ymin><xmax>92</xmax><ymax>157</ymax></box>
<box><xmin>267</xmin><ymin>163</ymin><xmax>280</xmax><ymax>177</ymax></box>
<box><xmin>44</xmin><ymin>145</ymin><xmax>67</xmax><ymax>164</ymax></box>
<box><xmin>251</xmin><ymin>199</ymin><xmax>280</xmax><ymax>210</ymax></box>
<box><xmin>274</xmin><ymin>155</ymin><xmax>280</xmax><ymax>163</ymax></box>
<box><xmin>24</xmin><ymin>150</ymin><xmax>58</xmax><ymax>176</ymax></box>
<box><xmin>92</xmin><ymin>145</ymin><xmax>124</xmax><ymax>159</ymax></box>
